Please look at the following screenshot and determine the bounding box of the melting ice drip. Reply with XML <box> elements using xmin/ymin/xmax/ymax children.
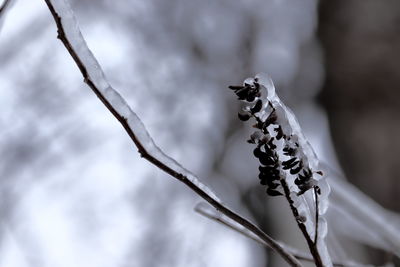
<box><xmin>229</xmin><ymin>73</ymin><xmax>332</xmax><ymax>266</ymax></box>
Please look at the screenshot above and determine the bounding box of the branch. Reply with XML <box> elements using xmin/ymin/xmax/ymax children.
<box><xmin>195</xmin><ymin>203</ymin><xmax>375</xmax><ymax>267</ymax></box>
<box><xmin>0</xmin><ymin>0</ymin><xmax>12</xmax><ymax>19</ymax></box>
<box><xmin>194</xmin><ymin>203</ymin><xmax>314</xmax><ymax>263</ymax></box>
<box><xmin>314</xmin><ymin>186</ymin><xmax>319</xmax><ymax>245</ymax></box>
<box><xmin>42</xmin><ymin>0</ymin><xmax>302</xmax><ymax>266</ymax></box>
<box><xmin>280</xmin><ymin>179</ymin><xmax>324</xmax><ymax>267</ymax></box>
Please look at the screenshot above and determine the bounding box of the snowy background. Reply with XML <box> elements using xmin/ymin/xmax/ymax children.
<box><xmin>1</xmin><ymin>0</ymin><xmax>399</xmax><ymax>266</ymax></box>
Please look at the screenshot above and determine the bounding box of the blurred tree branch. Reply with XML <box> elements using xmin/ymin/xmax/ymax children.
<box><xmin>0</xmin><ymin>0</ymin><xmax>12</xmax><ymax>21</ymax></box>
<box><xmin>0</xmin><ymin>0</ymin><xmax>11</xmax><ymax>14</ymax></box>
<box><xmin>42</xmin><ymin>0</ymin><xmax>302</xmax><ymax>266</ymax></box>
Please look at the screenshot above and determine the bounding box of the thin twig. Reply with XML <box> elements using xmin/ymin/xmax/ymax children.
<box><xmin>42</xmin><ymin>0</ymin><xmax>302</xmax><ymax>266</ymax></box>
<box><xmin>314</xmin><ymin>186</ymin><xmax>319</xmax><ymax>245</ymax></box>
<box><xmin>280</xmin><ymin>179</ymin><xmax>324</xmax><ymax>267</ymax></box>
<box><xmin>194</xmin><ymin>202</ymin><xmax>376</xmax><ymax>267</ymax></box>
<box><xmin>194</xmin><ymin>203</ymin><xmax>315</xmax><ymax>263</ymax></box>
<box><xmin>0</xmin><ymin>0</ymin><xmax>12</xmax><ymax>18</ymax></box>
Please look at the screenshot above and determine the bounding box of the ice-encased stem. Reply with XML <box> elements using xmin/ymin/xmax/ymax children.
<box><xmin>242</xmin><ymin>74</ymin><xmax>332</xmax><ymax>266</ymax></box>
<box><xmin>42</xmin><ymin>0</ymin><xmax>302</xmax><ymax>265</ymax></box>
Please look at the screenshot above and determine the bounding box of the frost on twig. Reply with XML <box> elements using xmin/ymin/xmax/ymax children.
<box><xmin>195</xmin><ymin>202</ymin><xmax>373</xmax><ymax>267</ymax></box>
<box><xmin>42</xmin><ymin>0</ymin><xmax>302</xmax><ymax>266</ymax></box>
<box><xmin>229</xmin><ymin>74</ymin><xmax>332</xmax><ymax>266</ymax></box>
<box><xmin>44</xmin><ymin>0</ymin><xmax>219</xmax><ymax>201</ymax></box>
<box><xmin>327</xmin><ymin>171</ymin><xmax>400</xmax><ymax>257</ymax></box>
<box><xmin>194</xmin><ymin>202</ymin><xmax>314</xmax><ymax>263</ymax></box>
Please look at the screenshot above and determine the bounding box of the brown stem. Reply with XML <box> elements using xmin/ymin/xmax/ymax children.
<box><xmin>42</xmin><ymin>0</ymin><xmax>302</xmax><ymax>266</ymax></box>
<box><xmin>280</xmin><ymin>179</ymin><xmax>324</xmax><ymax>267</ymax></box>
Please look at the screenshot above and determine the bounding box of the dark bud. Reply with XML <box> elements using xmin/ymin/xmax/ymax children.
<box><xmin>262</xmin><ymin>148</ymin><xmax>274</xmax><ymax>158</ymax></box>
<box><xmin>238</xmin><ymin>113</ymin><xmax>251</xmax><ymax>121</ymax></box>
<box><xmin>297</xmin><ymin>182</ymin><xmax>313</xmax><ymax>196</ymax></box>
<box><xmin>296</xmin><ymin>175</ymin><xmax>314</xmax><ymax>195</ymax></box>
<box><xmin>259</xmin><ymin>136</ymin><xmax>269</xmax><ymax>145</ymax></box>
<box><xmin>259</xmin><ymin>167</ymin><xmax>280</xmax><ymax>181</ymax></box>
<box><xmin>266</xmin><ymin>138</ymin><xmax>276</xmax><ymax>150</ymax></box>
<box><xmin>274</xmin><ymin>126</ymin><xmax>284</xmax><ymax>140</ymax></box>
<box><xmin>228</xmin><ymin>85</ymin><xmax>244</xmax><ymax>90</ymax></box>
<box><xmin>247</xmin><ymin>139</ymin><xmax>255</xmax><ymax>144</ymax></box>
<box><xmin>258</xmin><ymin>171</ymin><xmax>268</xmax><ymax>180</ymax></box>
<box><xmin>250</xmin><ymin>99</ymin><xmax>263</xmax><ymax>113</ymax></box>
<box><xmin>253</xmin><ymin>147</ymin><xmax>262</xmax><ymax>158</ymax></box>
<box><xmin>294</xmin><ymin>178</ymin><xmax>302</xmax><ymax>185</ymax></box>
<box><xmin>295</xmin><ymin>176</ymin><xmax>310</xmax><ymax>186</ymax></box>
<box><xmin>303</xmin><ymin>168</ymin><xmax>312</xmax><ymax>178</ymax></box>
<box><xmin>282</xmin><ymin>158</ymin><xmax>299</xmax><ymax>169</ymax></box>
<box><xmin>258</xmin><ymin>165</ymin><xmax>271</xmax><ymax>173</ymax></box>
<box><xmin>296</xmin><ymin>215</ymin><xmax>307</xmax><ymax>223</ymax></box>
<box><xmin>259</xmin><ymin>154</ymin><xmax>275</xmax><ymax>166</ymax></box>
<box><xmin>259</xmin><ymin>179</ymin><xmax>267</xmax><ymax>185</ymax></box>
<box><xmin>267</xmin><ymin>181</ymin><xmax>280</xmax><ymax>189</ymax></box>
<box><xmin>315</xmin><ymin>170</ymin><xmax>324</xmax><ymax>176</ymax></box>
<box><xmin>235</xmin><ymin>87</ymin><xmax>250</xmax><ymax>100</ymax></box>
<box><xmin>290</xmin><ymin>161</ymin><xmax>303</xmax><ymax>175</ymax></box>
<box><xmin>246</xmin><ymin>93</ymin><xmax>256</xmax><ymax>102</ymax></box>
<box><xmin>283</xmin><ymin>146</ymin><xmax>296</xmax><ymax>156</ymax></box>
<box><xmin>296</xmin><ymin>173</ymin><xmax>307</xmax><ymax>183</ymax></box>
<box><xmin>283</xmin><ymin>157</ymin><xmax>296</xmax><ymax>166</ymax></box>
<box><xmin>315</xmin><ymin>186</ymin><xmax>321</xmax><ymax>195</ymax></box>
<box><xmin>267</xmin><ymin>188</ymin><xmax>283</xmax><ymax>197</ymax></box>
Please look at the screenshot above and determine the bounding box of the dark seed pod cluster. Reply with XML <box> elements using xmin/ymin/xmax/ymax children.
<box><xmin>229</xmin><ymin>78</ymin><xmax>318</xmax><ymax>197</ymax></box>
<box><xmin>229</xmin><ymin>75</ymin><xmax>331</xmax><ymax>264</ymax></box>
<box><xmin>228</xmin><ymin>81</ymin><xmax>261</xmax><ymax>102</ymax></box>
<box><xmin>254</xmin><ymin>139</ymin><xmax>282</xmax><ymax>196</ymax></box>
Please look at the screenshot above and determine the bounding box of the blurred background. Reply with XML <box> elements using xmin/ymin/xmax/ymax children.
<box><xmin>0</xmin><ymin>0</ymin><xmax>399</xmax><ymax>266</ymax></box>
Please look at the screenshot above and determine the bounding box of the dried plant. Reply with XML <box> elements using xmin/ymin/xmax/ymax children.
<box><xmin>11</xmin><ymin>0</ymin><xmax>397</xmax><ymax>266</ymax></box>
<box><xmin>229</xmin><ymin>74</ymin><xmax>331</xmax><ymax>266</ymax></box>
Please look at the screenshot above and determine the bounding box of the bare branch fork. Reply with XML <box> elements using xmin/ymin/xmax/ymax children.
<box><xmin>281</xmin><ymin>180</ymin><xmax>323</xmax><ymax>266</ymax></box>
<box><xmin>43</xmin><ymin>0</ymin><xmax>302</xmax><ymax>266</ymax></box>
<box><xmin>194</xmin><ymin>203</ymin><xmax>316</xmax><ymax>264</ymax></box>
<box><xmin>194</xmin><ymin>203</ymin><xmax>372</xmax><ymax>267</ymax></box>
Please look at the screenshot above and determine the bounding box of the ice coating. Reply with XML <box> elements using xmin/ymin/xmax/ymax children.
<box><xmin>328</xmin><ymin>175</ymin><xmax>400</xmax><ymax>256</ymax></box>
<box><xmin>254</xmin><ymin>73</ymin><xmax>332</xmax><ymax>265</ymax></box>
<box><xmin>48</xmin><ymin>0</ymin><xmax>220</xmax><ymax>202</ymax></box>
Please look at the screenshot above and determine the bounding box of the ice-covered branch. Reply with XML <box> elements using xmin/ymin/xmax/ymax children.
<box><xmin>42</xmin><ymin>0</ymin><xmax>302</xmax><ymax>266</ymax></box>
<box><xmin>326</xmin><ymin>168</ymin><xmax>400</xmax><ymax>257</ymax></box>
<box><xmin>195</xmin><ymin>203</ymin><xmax>373</xmax><ymax>267</ymax></box>
<box><xmin>194</xmin><ymin>203</ymin><xmax>314</xmax><ymax>263</ymax></box>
